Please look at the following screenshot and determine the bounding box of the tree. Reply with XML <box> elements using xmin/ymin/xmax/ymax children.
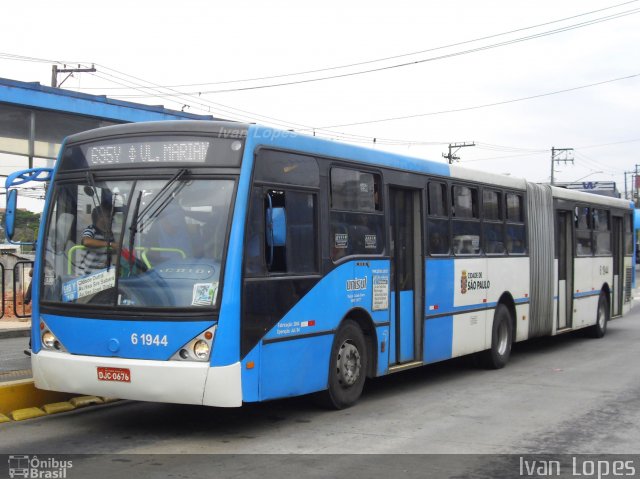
<box><xmin>0</xmin><ymin>209</ymin><xmax>40</xmax><ymax>247</ymax></box>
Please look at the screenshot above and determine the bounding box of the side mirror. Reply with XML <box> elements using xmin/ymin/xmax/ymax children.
<box><xmin>5</xmin><ymin>188</ymin><xmax>17</xmax><ymax>242</ymax></box>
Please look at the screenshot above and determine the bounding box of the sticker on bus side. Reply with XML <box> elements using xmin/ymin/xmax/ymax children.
<box><xmin>372</xmin><ymin>275</ymin><xmax>389</xmax><ymax>311</ymax></box>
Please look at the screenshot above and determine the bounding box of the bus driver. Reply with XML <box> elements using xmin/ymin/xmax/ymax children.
<box><xmin>80</xmin><ymin>206</ymin><xmax>117</xmax><ymax>275</ymax></box>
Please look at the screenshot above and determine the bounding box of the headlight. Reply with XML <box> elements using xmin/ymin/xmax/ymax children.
<box><xmin>193</xmin><ymin>340</ymin><xmax>210</xmax><ymax>359</ymax></box>
<box><xmin>42</xmin><ymin>331</ymin><xmax>56</xmax><ymax>349</ymax></box>
<box><xmin>38</xmin><ymin>320</ymin><xmax>67</xmax><ymax>352</ymax></box>
<box><xmin>170</xmin><ymin>325</ymin><xmax>216</xmax><ymax>361</ymax></box>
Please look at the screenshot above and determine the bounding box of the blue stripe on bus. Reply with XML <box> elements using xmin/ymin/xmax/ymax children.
<box><xmin>32</xmin><ymin>140</ymin><xmax>67</xmax><ymax>355</ymax></box>
<box><xmin>425</xmin><ymin>259</ymin><xmax>455</xmax><ymax>314</ymax></box>
<box><xmin>247</xmin><ymin>125</ymin><xmax>451</xmax><ymax>178</ymax></box>
<box><xmin>241</xmin><ymin>345</ymin><xmax>261</xmax><ymax>403</ymax></box>
<box><xmin>41</xmin><ymin>314</ymin><xmax>215</xmax><ymax>360</ymax></box>
<box><xmin>215</xmin><ymin>125</ymin><xmax>448</xmax><ymax>367</ymax></box>
<box><xmin>260</xmin><ymin>334</ymin><xmax>333</xmax><ymax>401</ymax></box>
<box><xmin>247</xmin><ymin>259</ymin><xmax>391</xmax><ymax>399</ymax></box>
<box><xmin>210</xmin><ymin>130</ymin><xmax>258</xmax><ymax>367</ymax></box>
<box><xmin>425</xmin><ymin>302</ymin><xmax>499</xmax><ymax>317</ymax></box>
<box><xmin>424</xmin><ymin>316</ymin><xmax>453</xmax><ymax>363</ymax></box>
<box><xmin>574</xmin><ymin>291</ymin><xmax>600</xmax><ymax>298</ymax></box>
<box><xmin>399</xmin><ymin>290</ymin><xmax>415</xmax><ymax>362</ymax></box>
<box><xmin>389</xmin><ymin>292</ymin><xmax>396</xmax><ymax>364</ymax></box>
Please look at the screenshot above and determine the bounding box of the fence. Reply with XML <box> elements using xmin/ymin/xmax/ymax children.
<box><xmin>0</xmin><ymin>261</ymin><xmax>34</xmax><ymax>320</ymax></box>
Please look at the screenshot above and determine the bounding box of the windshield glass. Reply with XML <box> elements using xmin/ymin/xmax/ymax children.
<box><xmin>41</xmin><ymin>175</ymin><xmax>234</xmax><ymax>309</ymax></box>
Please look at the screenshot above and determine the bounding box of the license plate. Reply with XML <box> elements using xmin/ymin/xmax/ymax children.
<box><xmin>97</xmin><ymin>367</ymin><xmax>131</xmax><ymax>383</ymax></box>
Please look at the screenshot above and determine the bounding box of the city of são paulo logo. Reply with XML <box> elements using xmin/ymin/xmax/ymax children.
<box><xmin>8</xmin><ymin>455</ymin><xmax>72</xmax><ymax>478</ymax></box>
<box><xmin>460</xmin><ymin>270</ymin><xmax>490</xmax><ymax>294</ymax></box>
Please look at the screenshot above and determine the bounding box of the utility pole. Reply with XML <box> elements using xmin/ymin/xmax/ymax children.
<box><xmin>550</xmin><ymin>147</ymin><xmax>574</xmax><ymax>185</ymax></box>
<box><xmin>443</xmin><ymin>142</ymin><xmax>475</xmax><ymax>164</ymax></box>
<box><xmin>51</xmin><ymin>64</ymin><xmax>97</xmax><ymax>88</ymax></box>
<box><xmin>624</xmin><ymin>171</ymin><xmax>628</xmax><ymax>200</ymax></box>
<box><xmin>623</xmin><ymin>169</ymin><xmax>637</xmax><ymax>201</ymax></box>
<box><xmin>635</xmin><ymin>164</ymin><xmax>640</xmax><ymax>206</ymax></box>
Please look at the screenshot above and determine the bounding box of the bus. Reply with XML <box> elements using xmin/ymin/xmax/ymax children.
<box><xmin>4</xmin><ymin>121</ymin><xmax>634</xmax><ymax>409</ymax></box>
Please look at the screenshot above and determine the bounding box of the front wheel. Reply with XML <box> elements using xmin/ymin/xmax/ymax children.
<box><xmin>481</xmin><ymin>304</ymin><xmax>513</xmax><ymax>369</ymax></box>
<box><xmin>319</xmin><ymin>320</ymin><xmax>368</xmax><ymax>409</ymax></box>
<box><xmin>587</xmin><ymin>292</ymin><xmax>609</xmax><ymax>338</ymax></box>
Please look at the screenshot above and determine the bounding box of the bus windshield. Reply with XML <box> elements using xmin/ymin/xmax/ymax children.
<box><xmin>41</xmin><ymin>175</ymin><xmax>234</xmax><ymax>310</ymax></box>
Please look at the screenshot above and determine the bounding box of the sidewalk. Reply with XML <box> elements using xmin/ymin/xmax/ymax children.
<box><xmin>0</xmin><ymin>318</ymin><xmax>31</xmax><ymax>339</ymax></box>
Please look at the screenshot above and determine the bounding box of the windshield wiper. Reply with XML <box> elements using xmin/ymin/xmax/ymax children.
<box><xmin>127</xmin><ymin>191</ymin><xmax>143</xmax><ymax>273</ymax></box>
<box><xmin>135</xmin><ymin>168</ymin><xmax>189</xmax><ymax>229</ymax></box>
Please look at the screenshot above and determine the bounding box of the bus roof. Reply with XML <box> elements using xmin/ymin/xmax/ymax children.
<box><xmin>62</xmin><ymin>121</ymin><xmax>633</xmax><ymax>211</ymax></box>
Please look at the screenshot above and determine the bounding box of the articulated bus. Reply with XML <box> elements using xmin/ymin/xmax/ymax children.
<box><xmin>4</xmin><ymin>121</ymin><xmax>634</xmax><ymax>409</ymax></box>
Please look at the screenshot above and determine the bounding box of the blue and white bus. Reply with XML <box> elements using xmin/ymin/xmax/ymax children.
<box><xmin>4</xmin><ymin>121</ymin><xmax>634</xmax><ymax>409</ymax></box>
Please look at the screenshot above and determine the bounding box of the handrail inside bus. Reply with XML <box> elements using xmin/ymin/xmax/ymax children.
<box><xmin>67</xmin><ymin>245</ymin><xmax>186</xmax><ymax>274</ymax></box>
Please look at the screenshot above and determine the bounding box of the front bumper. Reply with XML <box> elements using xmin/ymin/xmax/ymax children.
<box><xmin>32</xmin><ymin>350</ymin><xmax>242</xmax><ymax>407</ymax></box>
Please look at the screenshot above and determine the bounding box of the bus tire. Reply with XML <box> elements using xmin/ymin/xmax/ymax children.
<box><xmin>481</xmin><ymin>304</ymin><xmax>513</xmax><ymax>369</ymax></box>
<box><xmin>320</xmin><ymin>320</ymin><xmax>367</xmax><ymax>409</ymax></box>
<box><xmin>587</xmin><ymin>292</ymin><xmax>609</xmax><ymax>338</ymax></box>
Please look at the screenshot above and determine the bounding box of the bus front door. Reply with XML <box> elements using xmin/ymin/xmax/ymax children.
<box><xmin>389</xmin><ymin>188</ymin><xmax>423</xmax><ymax>365</ymax></box>
<box><xmin>557</xmin><ymin>210</ymin><xmax>574</xmax><ymax>330</ymax></box>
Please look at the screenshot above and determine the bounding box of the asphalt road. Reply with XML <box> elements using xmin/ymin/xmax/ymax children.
<box><xmin>1</xmin><ymin>307</ymin><xmax>639</xmax><ymax>478</ymax></box>
<box><xmin>0</xmin><ymin>336</ymin><xmax>31</xmax><ymax>382</ymax></box>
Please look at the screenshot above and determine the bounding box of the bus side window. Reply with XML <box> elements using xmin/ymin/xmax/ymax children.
<box><xmin>244</xmin><ymin>187</ymin><xmax>266</xmax><ymax>276</ymax></box>
<box><xmin>427</xmin><ymin>181</ymin><xmax>450</xmax><ymax>255</ymax></box>
<box><xmin>574</xmin><ymin>206</ymin><xmax>593</xmax><ymax>256</ymax></box>
<box><xmin>451</xmin><ymin>184</ymin><xmax>480</xmax><ymax>255</ymax></box>
<box><xmin>483</xmin><ymin>189</ymin><xmax>505</xmax><ymax>255</ymax></box>
<box><xmin>264</xmin><ymin>189</ymin><xmax>317</xmax><ymax>274</ymax></box>
<box><xmin>506</xmin><ymin>193</ymin><xmax>526</xmax><ymax>254</ymax></box>
<box><xmin>594</xmin><ymin>209</ymin><xmax>611</xmax><ymax>255</ymax></box>
<box><xmin>330</xmin><ymin>168</ymin><xmax>384</xmax><ymax>261</ymax></box>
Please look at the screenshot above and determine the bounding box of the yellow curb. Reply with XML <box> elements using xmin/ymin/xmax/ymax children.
<box><xmin>10</xmin><ymin>407</ymin><xmax>46</xmax><ymax>421</ymax></box>
<box><xmin>0</xmin><ymin>379</ymin><xmax>74</xmax><ymax>416</ymax></box>
<box><xmin>42</xmin><ymin>401</ymin><xmax>76</xmax><ymax>414</ymax></box>
<box><xmin>70</xmin><ymin>396</ymin><xmax>104</xmax><ymax>408</ymax></box>
<box><xmin>101</xmin><ymin>397</ymin><xmax>121</xmax><ymax>404</ymax></box>
<box><xmin>0</xmin><ymin>413</ymin><xmax>10</xmax><ymax>423</ymax></box>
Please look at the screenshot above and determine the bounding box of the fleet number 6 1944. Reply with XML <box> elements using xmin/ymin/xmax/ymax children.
<box><xmin>131</xmin><ymin>333</ymin><xmax>168</xmax><ymax>346</ymax></box>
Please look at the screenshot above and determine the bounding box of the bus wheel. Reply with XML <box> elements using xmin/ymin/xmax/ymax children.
<box><xmin>321</xmin><ymin>320</ymin><xmax>367</xmax><ymax>409</ymax></box>
<box><xmin>481</xmin><ymin>304</ymin><xmax>513</xmax><ymax>369</ymax></box>
<box><xmin>587</xmin><ymin>292</ymin><xmax>609</xmax><ymax>338</ymax></box>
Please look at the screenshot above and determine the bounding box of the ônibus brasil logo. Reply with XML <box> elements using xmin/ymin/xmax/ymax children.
<box><xmin>8</xmin><ymin>455</ymin><xmax>72</xmax><ymax>478</ymax></box>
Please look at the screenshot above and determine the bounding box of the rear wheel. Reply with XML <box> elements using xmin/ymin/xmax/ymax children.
<box><xmin>587</xmin><ymin>292</ymin><xmax>609</xmax><ymax>338</ymax></box>
<box><xmin>319</xmin><ymin>320</ymin><xmax>367</xmax><ymax>409</ymax></box>
<box><xmin>481</xmin><ymin>304</ymin><xmax>513</xmax><ymax>369</ymax></box>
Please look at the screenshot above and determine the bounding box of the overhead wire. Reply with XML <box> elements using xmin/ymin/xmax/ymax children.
<box><xmin>111</xmin><ymin>7</ymin><xmax>640</xmax><ymax>97</ymax></box>
<box><xmin>315</xmin><ymin>73</ymin><xmax>640</xmax><ymax>129</ymax></box>
<box><xmin>91</xmin><ymin>65</ymin><xmax>450</xmax><ymax>145</ymax></box>
<box><xmin>67</xmin><ymin>0</ymin><xmax>640</xmax><ymax>91</ymax></box>
<box><xmin>2</xmin><ymin>2</ymin><xmax>638</xmax><ymax>156</ymax></box>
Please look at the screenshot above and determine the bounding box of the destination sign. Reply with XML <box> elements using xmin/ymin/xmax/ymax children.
<box><xmin>60</xmin><ymin>135</ymin><xmax>244</xmax><ymax>170</ymax></box>
<box><xmin>83</xmin><ymin>139</ymin><xmax>211</xmax><ymax>165</ymax></box>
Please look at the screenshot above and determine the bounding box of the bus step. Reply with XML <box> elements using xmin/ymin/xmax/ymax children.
<box><xmin>555</xmin><ymin>327</ymin><xmax>574</xmax><ymax>334</ymax></box>
<box><xmin>388</xmin><ymin>361</ymin><xmax>424</xmax><ymax>373</ymax></box>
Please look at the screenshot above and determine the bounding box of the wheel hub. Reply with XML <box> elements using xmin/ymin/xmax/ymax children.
<box><xmin>336</xmin><ymin>341</ymin><xmax>361</xmax><ymax>387</ymax></box>
<box><xmin>497</xmin><ymin>321</ymin><xmax>509</xmax><ymax>356</ymax></box>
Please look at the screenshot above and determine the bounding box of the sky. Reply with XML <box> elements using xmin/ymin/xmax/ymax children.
<box><xmin>1</xmin><ymin>0</ymin><xmax>639</xmax><ymax>205</ymax></box>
